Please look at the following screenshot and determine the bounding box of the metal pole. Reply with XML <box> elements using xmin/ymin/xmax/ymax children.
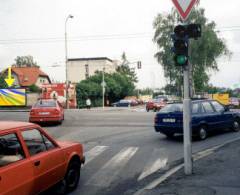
<box><xmin>102</xmin><ymin>67</ymin><xmax>105</xmax><ymax>109</ymax></box>
<box><xmin>183</xmin><ymin>39</ymin><xmax>193</xmax><ymax>175</ymax></box>
<box><xmin>65</xmin><ymin>15</ymin><xmax>73</xmax><ymax>109</ymax></box>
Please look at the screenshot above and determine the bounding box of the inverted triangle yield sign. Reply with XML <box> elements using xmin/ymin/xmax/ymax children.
<box><xmin>172</xmin><ymin>0</ymin><xmax>198</xmax><ymax>21</ymax></box>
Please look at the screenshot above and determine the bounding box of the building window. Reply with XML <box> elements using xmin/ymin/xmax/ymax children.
<box><xmin>85</xmin><ymin>64</ymin><xmax>89</xmax><ymax>79</ymax></box>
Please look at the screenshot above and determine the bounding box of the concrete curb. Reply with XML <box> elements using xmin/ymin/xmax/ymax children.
<box><xmin>134</xmin><ymin>136</ymin><xmax>240</xmax><ymax>195</ymax></box>
<box><xmin>0</xmin><ymin>110</ymin><xmax>30</xmax><ymax>112</ymax></box>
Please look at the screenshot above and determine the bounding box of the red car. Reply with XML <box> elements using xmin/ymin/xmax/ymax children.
<box><xmin>0</xmin><ymin>121</ymin><xmax>85</xmax><ymax>195</ymax></box>
<box><xmin>29</xmin><ymin>99</ymin><xmax>64</xmax><ymax>124</ymax></box>
<box><xmin>146</xmin><ymin>99</ymin><xmax>167</xmax><ymax>112</ymax></box>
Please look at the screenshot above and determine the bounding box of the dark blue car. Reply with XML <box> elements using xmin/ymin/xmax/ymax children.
<box><xmin>154</xmin><ymin>100</ymin><xmax>240</xmax><ymax>140</ymax></box>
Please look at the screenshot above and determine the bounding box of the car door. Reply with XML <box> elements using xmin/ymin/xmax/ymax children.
<box><xmin>20</xmin><ymin>128</ymin><xmax>65</xmax><ymax>194</ymax></box>
<box><xmin>211</xmin><ymin>101</ymin><xmax>234</xmax><ymax>129</ymax></box>
<box><xmin>201</xmin><ymin>101</ymin><xmax>219</xmax><ymax>131</ymax></box>
<box><xmin>0</xmin><ymin>132</ymin><xmax>34</xmax><ymax>195</ymax></box>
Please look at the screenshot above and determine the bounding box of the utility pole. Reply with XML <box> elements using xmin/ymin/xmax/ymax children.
<box><xmin>172</xmin><ymin>23</ymin><xmax>201</xmax><ymax>175</ymax></box>
<box><xmin>102</xmin><ymin>67</ymin><xmax>105</xmax><ymax>109</ymax></box>
<box><xmin>65</xmin><ymin>14</ymin><xmax>74</xmax><ymax>109</ymax></box>
<box><xmin>183</xmin><ymin>39</ymin><xmax>192</xmax><ymax>175</ymax></box>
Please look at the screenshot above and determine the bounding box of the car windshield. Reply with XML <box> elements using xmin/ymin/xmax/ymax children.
<box><xmin>35</xmin><ymin>100</ymin><xmax>56</xmax><ymax>108</ymax></box>
<box><xmin>160</xmin><ymin>103</ymin><xmax>183</xmax><ymax>113</ymax></box>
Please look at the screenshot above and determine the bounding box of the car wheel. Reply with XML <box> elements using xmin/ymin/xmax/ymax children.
<box><xmin>64</xmin><ymin>160</ymin><xmax>81</xmax><ymax>192</ymax></box>
<box><xmin>232</xmin><ymin>119</ymin><xmax>240</xmax><ymax>132</ymax></box>
<box><xmin>198</xmin><ymin>126</ymin><xmax>207</xmax><ymax>140</ymax></box>
<box><xmin>153</xmin><ymin>108</ymin><xmax>157</xmax><ymax>112</ymax></box>
<box><xmin>54</xmin><ymin>180</ymin><xmax>67</xmax><ymax>195</ymax></box>
<box><xmin>146</xmin><ymin>108</ymin><xmax>149</xmax><ymax>112</ymax></box>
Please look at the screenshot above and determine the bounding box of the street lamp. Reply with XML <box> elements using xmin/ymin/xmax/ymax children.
<box><xmin>102</xmin><ymin>67</ymin><xmax>106</xmax><ymax>109</ymax></box>
<box><xmin>65</xmin><ymin>14</ymin><xmax>74</xmax><ymax>109</ymax></box>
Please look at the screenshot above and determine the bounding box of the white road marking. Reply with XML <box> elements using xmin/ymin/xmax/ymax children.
<box><xmin>134</xmin><ymin>164</ymin><xmax>184</xmax><ymax>195</ymax></box>
<box><xmin>86</xmin><ymin>147</ymin><xmax>138</xmax><ymax>187</ymax></box>
<box><xmin>134</xmin><ymin>137</ymin><xmax>240</xmax><ymax>195</ymax></box>
<box><xmin>138</xmin><ymin>158</ymin><xmax>168</xmax><ymax>181</ymax></box>
<box><xmin>84</xmin><ymin>146</ymin><xmax>108</xmax><ymax>165</ymax></box>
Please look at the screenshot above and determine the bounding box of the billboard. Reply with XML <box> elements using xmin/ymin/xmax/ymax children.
<box><xmin>0</xmin><ymin>89</ymin><xmax>26</xmax><ymax>106</ymax></box>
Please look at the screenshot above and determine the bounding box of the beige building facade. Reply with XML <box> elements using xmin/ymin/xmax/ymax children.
<box><xmin>67</xmin><ymin>57</ymin><xmax>118</xmax><ymax>83</ymax></box>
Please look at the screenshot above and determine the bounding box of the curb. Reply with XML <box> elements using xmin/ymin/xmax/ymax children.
<box><xmin>134</xmin><ymin>136</ymin><xmax>240</xmax><ymax>195</ymax></box>
<box><xmin>0</xmin><ymin>110</ymin><xmax>30</xmax><ymax>112</ymax></box>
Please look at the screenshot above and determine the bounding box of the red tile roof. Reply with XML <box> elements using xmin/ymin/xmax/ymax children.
<box><xmin>11</xmin><ymin>67</ymin><xmax>51</xmax><ymax>87</ymax></box>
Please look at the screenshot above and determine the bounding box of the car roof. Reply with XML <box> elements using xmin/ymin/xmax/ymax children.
<box><xmin>0</xmin><ymin>121</ymin><xmax>36</xmax><ymax>131</ymax></box>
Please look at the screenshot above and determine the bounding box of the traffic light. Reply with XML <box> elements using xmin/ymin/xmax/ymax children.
<box><xmin>173</xmin><ymin>25</ymin><xmax>189</xmax><ymax>66</ymax></box>
<box><xmin>137</xmin><ymin>61</ymin><xmax>142</xmax><ymax>69</ymax></box>
<box><xmin>172</xmin><ymin>24</ymin><xmax>201</xmax><ymax>66</ymax></box>
<box><xmin>187</xmin><ymin>24</ymin><xmax>201</xmax><ymax>39</ymax></box>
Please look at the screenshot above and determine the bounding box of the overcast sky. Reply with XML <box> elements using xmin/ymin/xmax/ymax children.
<box><xmin>1</xmin><ymin>0</ymin><xmax>240</xmax><ymax>89</ymax></box>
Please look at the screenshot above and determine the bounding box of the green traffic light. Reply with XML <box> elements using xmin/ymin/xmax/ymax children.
<box><xmin>177</xmin><ymin>55</ymin><xmax>187</xmax><ymax>65</ymax></box>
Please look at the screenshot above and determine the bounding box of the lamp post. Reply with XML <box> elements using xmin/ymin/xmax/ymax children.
<box><xmin>65</xmin><ymin>14</ymin><xmax>74</xmax><ymax>109</ymax></box>
<box><xmin>102</xmin><ymin>67</ymin><xmax>105</xmax><ymax>109</ymax></box>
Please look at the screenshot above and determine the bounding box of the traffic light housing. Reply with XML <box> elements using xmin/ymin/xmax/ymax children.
<box><xmin>172</xmin><ymin>24</ymin><xmax>201</xmax><ymax>66</ymax></box>
<box><xmin>173</xmin><ymin>25</ymin><xmax>189</xmax><ymax>66</ymax></box>
<box><xmin>187</xmin><ymin>24</ymin><xmax>201</xmax><ymax>39</ymax></box>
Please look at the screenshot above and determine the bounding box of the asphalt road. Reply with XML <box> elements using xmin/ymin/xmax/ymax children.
<box><xmin>1</xmin><ymin>108</ymin><xmax>240</xmax><ymax>195</ymax></box>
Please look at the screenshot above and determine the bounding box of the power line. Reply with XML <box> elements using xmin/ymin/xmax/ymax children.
<box><xmin>1</xmin><ymin>25</ymin><xmax>240</xmax><ymax>45</ymax></box>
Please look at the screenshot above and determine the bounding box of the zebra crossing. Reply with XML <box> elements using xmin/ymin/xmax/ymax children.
<box><xmin>80</xmin><ymin>145</ymin><xmax>170</xmax><ymax>190</ymax></box>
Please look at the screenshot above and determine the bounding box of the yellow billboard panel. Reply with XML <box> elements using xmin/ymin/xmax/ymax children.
<box><xmin>212</xmin><ymin>93</ymin><xmax>229</xmax><ymax>105</ymax></box>
<box><xmin>0</xmin><ymin>89</ymin><xmax>26</xmax><ymax>106</ymax></box>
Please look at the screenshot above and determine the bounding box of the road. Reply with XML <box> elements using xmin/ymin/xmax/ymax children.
<box><xmin>1</xmin><ymin>108</ymin><xmax>240</xmax><ymax>195</ymax></box>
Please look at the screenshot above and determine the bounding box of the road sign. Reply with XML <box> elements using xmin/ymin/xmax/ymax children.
<box><xmin>4</xmin><ymin>67</ymin><xmax>15</xmax><ymax>87</ymax></box>
<box><xmin>172</xmin><ymin>0</ymin><xmax>198</xmax><ymax>21</ymax></box>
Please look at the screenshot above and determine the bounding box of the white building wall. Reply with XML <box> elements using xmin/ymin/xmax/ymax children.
<box><xmin>36</xmin><ymin>77</ymin><xmax>50</xmax><ymax>87</ymax></box>
<box><xmin>67</xmin><ymin>59</ymin><xmax>117</xmax><ymax>83</ymax></box>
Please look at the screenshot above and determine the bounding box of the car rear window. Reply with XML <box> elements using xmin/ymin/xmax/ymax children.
<box><xmin>35</xmin><ymin>100</ymin><xmax>56</xmax><ymax>108</ymax></box>
<box><xmin>160</xmin><ymin>103</ymin><xmax>183</xmax><ymax>112</ymax></box>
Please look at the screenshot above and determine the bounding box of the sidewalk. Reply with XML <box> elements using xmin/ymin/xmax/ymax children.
<box><xmin>141</xmin><ymin>139</ymin><xmax>240</xmax><ymax>195</ymax></box>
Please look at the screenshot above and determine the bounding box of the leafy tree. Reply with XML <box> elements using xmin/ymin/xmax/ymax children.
<box><xmin>153</xmin><ymin>7</ymin><xmax>230</xmax><ymax>94</ymax></box>
<box><xmin>117</xmin><ymin>52</ymin><xmax>138</xmax><ymax>83</ymax></box>
<box><xmin>139</xmin><ymin>88</ymin><xmax>154</xmax><ymax>95</ymax></box>
<box><xmin>76</xmin><ymin>71</ymin><xmax>135</xmax><ymax>107</ymax></box>
<box><xmin>13</xmin><ymin>56</ymin><xmax>39</xmax><ymax>67</ymax></box>
<box><xmin>28</xmin><ymin>84</ymin><xmax>41</xmax><ymax>93</ymax></box>
<box><xmin>0</xmin><ymin>74</ymin><xmax>8</xmax><ymax>88</ymax></box>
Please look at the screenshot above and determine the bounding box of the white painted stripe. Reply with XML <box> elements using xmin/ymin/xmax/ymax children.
<box><xmin>86</xmin><ymin>147</ymin><xmax>138</xmax><ymax>187</ymax></box>
<box><xmin>138</xmin><ymin>158</ymin><xmax>168</xmax><ymax>181</ymax></box>
<box><xmin>134</xmin><ymin>164</ymin><xmax>184</xmax><ymax>195</ymax></box>
<box><xmin>84</xmin><ymin>146</ymin><xmax>108</xmax><ymax>165</ymax></box>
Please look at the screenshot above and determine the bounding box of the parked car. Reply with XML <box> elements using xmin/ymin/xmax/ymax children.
<box><xmin>29</xmin><ymin>99</ymin><xmax>64</xmax><ymax>124</ymax></box>
<box><xmin>154</xmin><ymin>100</ymin><xmax>240</xmax><ymax>140</ymax></box>
<box><xmin>146</xmin><ymin>98</ymin><xmax>167</xmax><ymax>112</ymax></box>
<box><xmin>0</xmin><ymin>121</ymin><xmax>85</xmax><ymax>195</ymax></box>
<box><xmin>112</xmin><ymin>100</ymin><xmax>132</xmax><ymax>107</ymax></box>
<box><xmin>230</xmin><ymin>97</ymin><xmax>240</xmax><ymax>108</ymax></box>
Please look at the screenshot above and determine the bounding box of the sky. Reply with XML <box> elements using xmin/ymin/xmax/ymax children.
<box><xmin>1</xmin><ymin>0</ymin><xmax>240</xmax><ymax>89</ymax></box>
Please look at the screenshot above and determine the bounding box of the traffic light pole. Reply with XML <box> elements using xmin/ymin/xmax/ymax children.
<box><xmin>183</xmin><ymin>40</ymin><xmax>193</xmax><ymax>175</ymax></box>
<box><xmin>173</xmin><ymin>22</ymin><xmax>201</xmax><ymax>176</ymax></box>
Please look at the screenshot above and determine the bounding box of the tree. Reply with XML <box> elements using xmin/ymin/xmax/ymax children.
<box><xmin>14</xmin><ymin>56</ymin><xmax>39</xmax><ymax>67</ymax></box>
<box><xmin>153</xmin><ymin>7</ymin><xmax>230</xmax><ymax>94</ymax></box>
<box><xmin>0</xmin><ymin>74</ymin><xmax>8</xmax><ymax>88</ymax></box>
<box><xmin>117</xmin><ymin>52</ymin><xmax>138</xmax><ymax>83</ymax></box>
<box><xmin>76</xmin><ymin>71</ymin><xmax>135</xmax><ymax>107</ymax></box>
<box><xmin>28</xmin><ymin>84</ymin><xmax>41</xmax><ymax>93</ymax></box>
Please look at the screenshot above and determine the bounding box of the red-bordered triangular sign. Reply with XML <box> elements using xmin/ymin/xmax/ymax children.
<box><xmin>172</xmin><ymin>0</ymin><xmax>198</xmax><ymax>21</ymax></box>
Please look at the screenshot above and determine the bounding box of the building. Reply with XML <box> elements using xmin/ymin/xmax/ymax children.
<box><xmin>67</xmin><ymin>57</ymin><xmax>118</xmax><ymax>83</ymax></box>
<box><xmin>2</xmin><ymin>66</ymin><xmax>51</xmax><ymax>88</ymax></box>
